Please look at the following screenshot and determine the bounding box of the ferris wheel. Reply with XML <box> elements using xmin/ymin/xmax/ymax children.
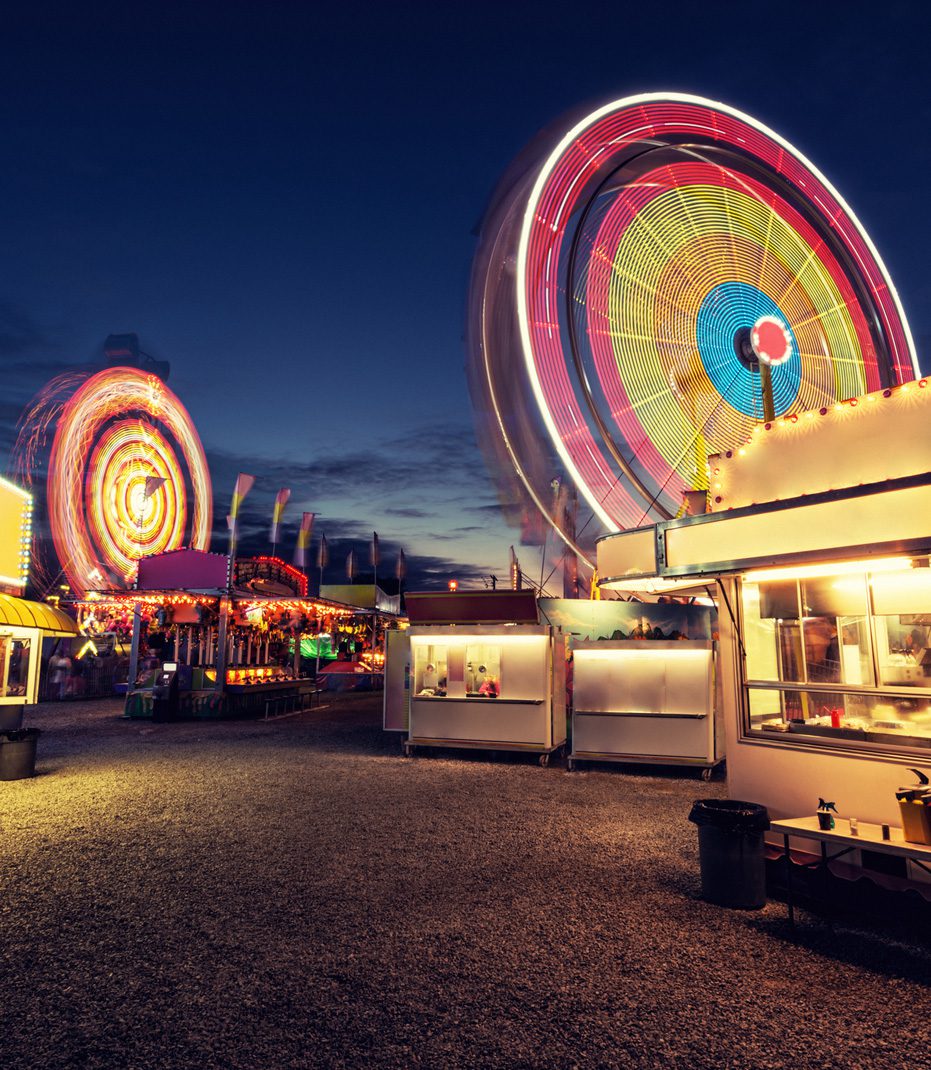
<box><xmin>467</xmin><ymin>93</ymin><xmax>918</xmax><ymax>561</ymax></box>
<box><xmin>23</xmin><ymin>366</ymin><xmax>214</xmax><ymax>597</ymax></box>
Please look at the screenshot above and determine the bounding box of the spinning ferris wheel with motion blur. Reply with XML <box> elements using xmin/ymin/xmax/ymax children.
<box><xmin>467</xmin><ymin>92</ymin><xmax>918</xmax><ymax>571</ymax></box>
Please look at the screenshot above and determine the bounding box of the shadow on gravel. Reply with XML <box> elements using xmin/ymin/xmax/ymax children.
<box><xmin>744</xmin><ymin>911</ymin><xmax>931</xmax><ymax>984</ymax></box>
<box><xmin>572</xmin><ymin>758</ymin><xmax>726</xmax><ymax>782</ymax></box>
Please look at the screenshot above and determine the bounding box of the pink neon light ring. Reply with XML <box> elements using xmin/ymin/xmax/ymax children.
<box><xmin>513</xmin><ymin>93</ymin><xmax>918</xmax><ymax>533</ymax></box>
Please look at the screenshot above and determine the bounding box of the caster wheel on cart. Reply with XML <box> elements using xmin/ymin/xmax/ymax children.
<box><xmin>701</xmin><ymin>767</ymin><xmax>712</xmax><ymax>781</ymax></box>
<box><xmin>538</xmin><ymin>753</ymin><xmax>550</xmax><ymax>768</ymax></box>
<box><xmin>566</xmin><ymin>758</ymin><xmax>575</xmax><ymax>772</ymax></box>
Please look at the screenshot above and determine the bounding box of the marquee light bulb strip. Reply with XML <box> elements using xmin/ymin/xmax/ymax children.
<box><xmin>48</xmin><ymin>368</ymin><xmax>212</xmax><ymax>596</ymax></box>
<box><xmin>500</xmin><ymin>93</ymin><xmax>918</xmax><ymax>536</ymax></box>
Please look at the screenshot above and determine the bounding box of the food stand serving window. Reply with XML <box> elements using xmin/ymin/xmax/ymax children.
<box><xmin>740</xmin><ymin>560</ymin><xmax>931</xmax><ymax>754</ymax></box>
<box><xmin>0</xmin><ymin>636</ymin><xmax>30</xmax><ymax>699</ymax></box>
<box><xmin>413</xmin><ymin>643</ymin><xmax>504</xmax><ymax>698</ymax></box>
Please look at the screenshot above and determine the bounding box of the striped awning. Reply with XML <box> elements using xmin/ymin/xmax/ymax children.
<box><xmin>0</xmin><ymin>593</ymin><xmax>79</xmax><ymax>635</ymax></box>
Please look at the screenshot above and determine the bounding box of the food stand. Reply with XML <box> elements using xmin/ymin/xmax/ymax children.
<box><xmin>570</xmin><ymin>639</ymin><xmax>723</xmax><ymax>776</ymax></box>
<box><xmin>537</xmin><ymin>598</ymin><xmax>719</xmax><ymax>773</ymax></box>
<box><xmin>382</xmin><ymin>626</ymin><xmax>411</xmax><ymax>732</ymax></box>
<box><xmin>403</xmin><ymin>590</ymin><xmax>566</xmax><ymax>765</ymax></box>
<box><xmin>596</xmin><ymin>379</ymin><xmax>931</xmax><ymax>892</ymax></box>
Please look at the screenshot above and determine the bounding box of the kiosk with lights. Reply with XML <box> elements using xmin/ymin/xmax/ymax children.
<box><xmin>597</xmin><ymin>379</ymin><xmax>931</xmax><ymax>841</ymax></box>
<box><xmin>402</xmin><ymin>590</ymin><xmax>566</xmax><ymax>765</ymax></box>
<box><xmin>569</xmin><ymin>639</ymin><xmax>722</xmax><ymax>776</ymax></box>
<box><xmin>534</xmin><ymin>597</ymin><xmax>719</xmax><ymax>773</ymax></box>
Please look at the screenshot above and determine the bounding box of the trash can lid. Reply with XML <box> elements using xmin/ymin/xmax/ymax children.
<box><xmin>0</xmin><ymin>727</ymin><xmax>41</xmax><ymax>742</ymax></box>
<box><xmin>688</xmin><ymin>798</ymin><xmax>770</xmax><ymax>832</ymax></box>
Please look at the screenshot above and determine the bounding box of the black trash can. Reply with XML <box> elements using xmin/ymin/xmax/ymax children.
<box><xmin>688</xmin><ymin>798</ymin><xmax>770</xmax><ymax>909</ymax></box>
<box><xmin>0</xmin><ymin>728</ymin><xmax>41</xmax><ymax>781</ymax></box>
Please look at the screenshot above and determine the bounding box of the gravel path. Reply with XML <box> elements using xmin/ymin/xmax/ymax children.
<box><xmin>1</xmin><ymin>694</ymin><xmax>929</xmax><ymax>1069</ymax></box>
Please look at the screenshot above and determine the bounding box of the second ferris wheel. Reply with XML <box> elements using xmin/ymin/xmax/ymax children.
<box><xmin>468</xmin><ymin>92</ymin><xmax>918</xmax><ymax>561</ymax></box>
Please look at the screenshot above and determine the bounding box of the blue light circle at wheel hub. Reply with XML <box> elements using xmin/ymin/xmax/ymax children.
<box><xmin>696</xmin><ymin>281</ymin><xmax>801</xmax><ymax>418</ymax></box>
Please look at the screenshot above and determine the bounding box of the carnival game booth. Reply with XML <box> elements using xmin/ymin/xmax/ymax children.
<box><xmin>597</xmin><ymin>381</ymin><xmax>931</xmax><ymax>892</ymax></box>
<box><xmin>402</xmin><ymin>590</ymin><xmax>566</xmax><ymax>766</ymax></box>
<box><xmin>74</xmin><ymin>549</ymin><xmax>358</xmax><ymax>719</ymax></box>
<box><xmin>317</xmin><ymin>584</ymin><xmax>399</xmax><ymax>691</ymax></box>
<box><xmin>537</xmin><ymin>598</ymin><xmax>721</xmax><ymax>776</ymax></box>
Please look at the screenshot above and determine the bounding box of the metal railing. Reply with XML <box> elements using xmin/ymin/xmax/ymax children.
<box><xmin>39</xmin><ymin>658</ymin><xmax>130</xmax><ymax>702</ymax></box>
<box><xmin>263</xmin><ymin>686</ymin><xmax>321</xmax><ymax>720</ymax></box>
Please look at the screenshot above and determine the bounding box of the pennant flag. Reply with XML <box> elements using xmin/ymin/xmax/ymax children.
<box><xmin>143</xmin><ymin>475</ymin><xmax>167</xmax><ymax>499</ymax></box>
<box><xmin>396</xmin><ymin>548</ymin><xmax>407</xmax><ymax>582</ymax></box>
<box><xmin>317</xmin><ymin>533</ymin><xmax>329</xmax><ymax>570</ymax></box>
<box><xmin>346</xmin><ymin>548</ymin><xmax>357</xmax><ymax>581</ymax></box>
<box><xmin>294</xmin><ymin>511</ymin><xmax>315</xmax><ymax>568</ymax></box>
<box><xmin>229</xmin><ymin>473</ymin><xmax>255</xmax><ymax>523</ymax></box>
<box><xmin>270</xmin><ymin>488</ymin><xmax>291</xmax><ymax>545</ymax></box>
<box><xmin>371</xmin><ymin>531</ymin><xmax>380</xmax><ymax>567</ymax></box>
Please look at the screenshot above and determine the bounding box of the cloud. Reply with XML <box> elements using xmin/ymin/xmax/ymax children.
<box><xmin>383</xmin><ymin>506</ymin><xmax>431</xmax><ymax>519</ymax></box>
<box><xmin>204</xmin><ymin>417</ymin><xmax>497</xmax><ymax>516</ymax></box>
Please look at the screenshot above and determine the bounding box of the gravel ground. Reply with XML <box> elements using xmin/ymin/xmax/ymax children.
<box><xmin>2</xmin><ymin>694</ymin><xmax>930</xmax><ymax>1070</ymax></box>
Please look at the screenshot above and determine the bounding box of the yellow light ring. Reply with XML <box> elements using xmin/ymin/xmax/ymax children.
<box><xmin>85</xmin><ymin>421</ymin><xmax>186</xmax><ymax>575</ymax></box>
<box><xmin>588</xmin><ymin>175</ymin><xmax>872</xmax><ymax>496</ymax></box>
<box><xmin>48</xmin><ymin>368</ymin><xmax>212</xmax><ymax>595</ymax></box>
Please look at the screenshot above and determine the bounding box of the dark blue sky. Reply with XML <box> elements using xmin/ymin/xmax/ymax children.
<box><xmin>2</xmin><ymin>1</ymin><xmax>929</xmax><ymax>591</ymax></box>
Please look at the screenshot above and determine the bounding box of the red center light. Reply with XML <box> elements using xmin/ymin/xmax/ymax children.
<box><xmin>448</xmin><ymin>579</ymin><xmax>459</xmax><ymax>592</ymax></box>
<box><xmin>750</xmin><ymin>316</ymin><xmax>793</xmax><ymax>367</ymax></box>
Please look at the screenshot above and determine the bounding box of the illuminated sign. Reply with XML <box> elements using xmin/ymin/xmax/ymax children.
<box><xmin>234</xmin><ymin>556</ymin><xmax>308</xmax><ymax>598</ymax></box>
<box><xmin>0</xmin><ymin>476</ymin><xmax>33</xmax><ymax>594</ymax></box>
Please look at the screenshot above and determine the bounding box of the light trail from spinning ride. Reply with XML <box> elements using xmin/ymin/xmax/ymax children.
<box><xmin>46</xmin><ymin>368</ymin><xmax>212</xmax><ymax>596</ymax></box>
<box><xmin>468</xmin><ymin>93</ymin><xmax>918</xmax><ymax>561</ymax></box>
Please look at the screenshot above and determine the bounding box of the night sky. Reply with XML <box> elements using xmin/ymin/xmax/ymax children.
<box><xmin>2</xmin><ymin>1</ymin><xmax>930</xmax><ymax>593</ymax></box>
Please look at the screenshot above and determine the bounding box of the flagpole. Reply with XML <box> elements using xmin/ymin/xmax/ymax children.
<box><xmin>316</xmin><ymin>541</ymin><xmax>324</xmax><ymax>682</ymax></box>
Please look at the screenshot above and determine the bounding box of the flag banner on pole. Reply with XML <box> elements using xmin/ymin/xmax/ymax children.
<box><xmin>143</xmin><ymin>475</ymin><xmax>167</xmax><ymax>499</ymax></box>
<box><xmin>396</xmin><ymin>548</ymin><xmax>406</xmax><ymax>581</ymax></box>
<box><xmin>371</xmin><ymin>531</ymin><xmax>380</xmax><ymax>567</ymax></box>
<box><xmin>294</xmin><ymin>511</ymin><xmax>315</xmax><ymax>568</ymax></box>
<box><xmin>317</xmin><ymin>532</ymin><xmax>329</xmax><ymax>569</ymax></box>
<box><xmin>230</xmin><ymin>473</ymin><xmax>255</xmax><ymax>523</ymax></box>
<box><xmin>346</xmin><ymin>548</ymin><xmax>356</xmax><ymax>581</ymax></box>
<box><xmin>270</xmin><ymin>488</ymin><xmax>291</xmax><ymax>545</ymax></box>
